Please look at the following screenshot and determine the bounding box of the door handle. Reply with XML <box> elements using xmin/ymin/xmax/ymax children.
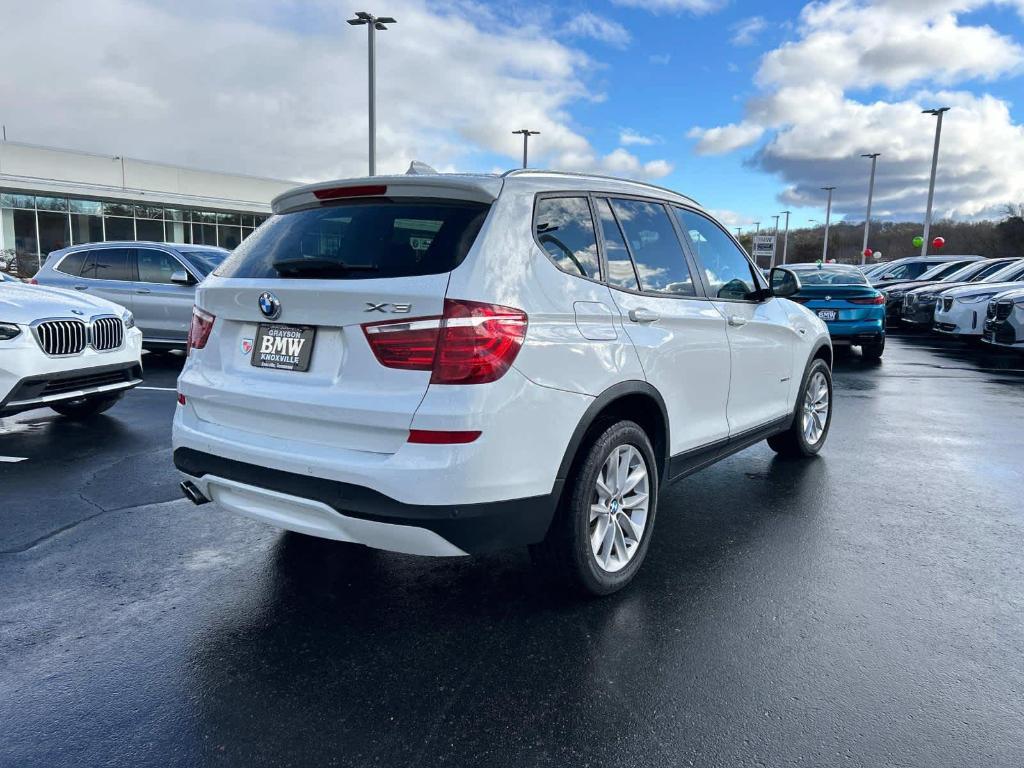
<box><xmin>728</xmin><ymin>315</ymin><xmax>748</xmax><ymax>327</ymax></box>
<box><xmin>628</xmin><ymin>308</ymin><xmax>660</xmax><ymax>323</ymax></box>
<box><xmin>73</xmin><ymin>285</ymin><xmax>88</xmax><ymax>291</ymax></box>
<box><xmin>136</xmin><ymin>289</ymin><xmax>152</xmax><ymax>294</ymax></box>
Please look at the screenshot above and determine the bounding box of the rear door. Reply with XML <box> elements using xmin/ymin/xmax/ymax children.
<box><xmin>189</xmin><ymin>195</ymin><xmax>492</xmax><ymax>455</ymax></box>
<box><xmin>596</xmin><ymin>196</ymin><xmax>731</xmax><ymax>454</ymax></box>
<box><xmin>79</xmin><ymin>247</ymin><xmax>135</xmax><ymax>312</ymax></box>
<box><xmin>674</xmin><ymin>208</ymin><xmax>796</xmax><ymax>434</ymax></box>
<box><xmin>134</xmin><ymin>247</ymin><xmax>195</xmax><ymax>343</ymax></box>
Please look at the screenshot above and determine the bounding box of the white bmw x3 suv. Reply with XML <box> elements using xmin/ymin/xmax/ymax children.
<box><xmin>1</xmin><ymin>282</ymin><xmax>143</xmax><ymax>418</ymax></box>
<box><xmin>173</xmin><ymin>171</ymin><xmax>832</xmax><ymax>594</ymax></box>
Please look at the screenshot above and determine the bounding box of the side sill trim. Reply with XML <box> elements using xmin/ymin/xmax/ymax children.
<box><xmin>667</xmin><ymin>415</ymin><xmax>792</xmax><ymax>484</ymax></box>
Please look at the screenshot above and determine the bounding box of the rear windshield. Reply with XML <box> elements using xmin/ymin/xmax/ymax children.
<box><xmin>216</xmin><ymin>199</ymin><xmax>490</xmax><ymax>280</ymax></box>
<box><xmin>792</xmin><ymin>267</ymin><xmax>868</xmax><ymax>286</ymax></box>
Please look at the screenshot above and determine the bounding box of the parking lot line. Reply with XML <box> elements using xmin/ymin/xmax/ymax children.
<box><xmin>0</xmin><ymin>456</ymin><xmax>28</xmax><ymax>463</ymax></box>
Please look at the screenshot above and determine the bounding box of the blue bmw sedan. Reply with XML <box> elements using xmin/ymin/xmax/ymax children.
<box><xmin>785</xmin><ymin>263</ymin><xmax>887</xmax><ymax>360</ymax></box>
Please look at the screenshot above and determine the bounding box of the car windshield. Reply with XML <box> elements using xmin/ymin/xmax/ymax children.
<box><xmin>982</xmin><ymin>260</ymin><xmax>1024</xmax><ymax>282</ymax></box>
<box><xmin>180</xmin><ymin>249</ymin><xmax>228</xmax><ymax>277</ymax></box>
<box><xmin>943</xmin><ymin>261</ymin><xmax>992</xmax><ymax>282</ymax></box>
<box><xmin>920</xmin><ymin>261</ymin><xmax>969</xmax><ymax>280</ymax></box>
<box><xmin>791</xmin><ymin>266</ymin><xmax>869</xmax><ymax>286</ymax></box>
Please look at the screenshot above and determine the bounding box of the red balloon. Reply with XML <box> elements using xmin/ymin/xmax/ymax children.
<box><xmin>933</xmin><ymin>237</ymin><xmax>945</xmax><ymax>249</ymax></box>
<box><xmin>864</xmin><ymin>248</ymin><xmax>873</xmax><ymax>258</ymax></box>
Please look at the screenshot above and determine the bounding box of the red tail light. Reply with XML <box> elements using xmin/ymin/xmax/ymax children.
<box><xmin>408</xmin><ymin>429</ymin><xmax>482</xmax><ymax>444</ymax></box>
<box><xmin>848</xmin><ymin>295</ymin><xmax>885</xmax><ymax>305</ymax></box>
<box><xmin>187</xmin><ymin>306</ymin><xmax>215</xmax><ymax>355</ymax></box>
<box><xmin>28</xmin><ymin>278</ymin><xmax>39</xmax><ymax>285</ymax></box>
<box><xmin>363</xmin><ymin>299</ymin><xmax>527</xmax><ymax>385</ymax></box>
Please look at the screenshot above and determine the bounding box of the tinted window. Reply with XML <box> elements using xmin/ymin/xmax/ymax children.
<box><xmin>674</xmin><ymin>209</ymin><xmax>759</xmax><ymax>300</ymax></box>
<box><xmin>180</xmin><ymin>249</ymin><xmax>228</xmax><ymax>277</ymax></box>
<box><xmin>534</xmin><ymin>197</ymin><xmax>600</xmax><ymax>279</ymax></box>
<box><xmin>217</xmin><ymin>200</ymin><xmax>490</xmax><ymax>280</ymax></box>
<box><xmin>56</xmin><ymin>251</ymin><xmax>89</xmax><ymax>276</ymax></box>
<box><xmin>982</xmin><ymin>260</ymin><xmax>1024</xmax><ymax>282</ymax></box>
<box><xmin>137</xmin><ymin>249</ymin><xmax>184</xmax><ymax>284</ymax></box>
<box><xmin>596</xmin><ymin>198</ymin><xmax>638</xmax><ymax>291</ymax></box>
<box><xmin>976</xmin><ymin>261</ymin><xmax>1017</xmax><ymax>281</ymax></box>
<box><xmin>790</xmin><ymin>266</ymin><xmax>868</xmax><ymax>286</ymax></box>
<box><xmin>81</xmin><ymin>248</ymin><xmax>133</xmax><ymax>281</ymax></box>
<box><xmin>609</xmin><ymin>199</ymin><xmax>694</xmax><ymax>296</ymax></box>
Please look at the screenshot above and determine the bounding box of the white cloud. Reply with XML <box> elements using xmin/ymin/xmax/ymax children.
<box><xmin>731</xmin><ymin>16</ymin><xmax>768</xmax><ymax>46</ymax></box>
<box><xmin>649</xmin><ymin>53</ymin><xmax>672</xmax><ymax>65</ymax></box>
<box><xmin>708</xmin><ymin>209</ymin><xmax>756</xmax><ymax>229</ymax></box>
<box><xmin>563</xmin><ymin>12</ymin><xmax>631</xmax><ymax>48</ymax></box>
<box><xmin>688</xmin><ymin>0</ymin><xmax>1024</xmax><ymax>219</ymax></box>
<box><xmin>688</xmin><ymin>122</ymin><xmax>765</xmax><ymax>154</ymax></box>
<box><xmin>0</xmin><ymin>0</ymin><xmax>672</xmax><ymax>182</ymax></box>
<box><xmin>619</xmin><ymin>128</ymin><xmax>659</xmax><ymax>146</ymax></box>
<box><xmin>599</xmin><ymin>148</ymin><xmax>674</xmax><ymax>178</ymax></box>
<box><xmin>611</xmin><ymin>0</ymin><xmax>723</xmax><ymax>14</ymax></box>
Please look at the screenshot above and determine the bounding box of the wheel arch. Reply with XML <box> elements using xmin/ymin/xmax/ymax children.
<box><xmin>556</xmin><ymin>381</ymin><xmax>670</xmax><ymax>488</ymax></box>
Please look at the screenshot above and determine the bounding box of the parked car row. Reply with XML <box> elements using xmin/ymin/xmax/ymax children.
<box><xmin>870</xmin><ymin>255</ymin><xmax>1024</xmax><ymax>350</ymax></box>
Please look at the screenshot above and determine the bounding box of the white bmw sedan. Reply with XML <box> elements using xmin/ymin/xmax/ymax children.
<box><xmin>1</xmin><ymin>281</ymin><xmax>143</xmax><ymax>418</ymax></box>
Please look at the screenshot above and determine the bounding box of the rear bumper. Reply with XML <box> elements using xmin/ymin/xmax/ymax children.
<box><xmin>174</xmin><ymin>448</ymin><xmax>560</xmax><ymax>555</ymax></box>
<box><xmin>823</xmin><ymin>317</ymin><xmax>884</xmax><ymax>344</ymax></box>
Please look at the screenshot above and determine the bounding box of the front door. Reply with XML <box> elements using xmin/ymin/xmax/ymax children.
<box><xmin>134</xmin><ymin>247</ymin><xmax>196</xmax><ymax>343</ymax></box>
<box><xmin>78</xmin><ymin>247</ymin><xmax>135</xmax><ymax>314</ymax></box>
<box><xmin>673</xmin><ymin>208</ymin><xmax>796</xmax><ymax>434</ymax></box>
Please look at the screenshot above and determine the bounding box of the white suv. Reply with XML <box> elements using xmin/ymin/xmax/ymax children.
<box><xmin>172</xmin><ymin>171</ymin><xmax>832</xmax><ymax>594</ymax></box>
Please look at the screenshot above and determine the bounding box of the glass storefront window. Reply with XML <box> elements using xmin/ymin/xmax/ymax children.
<box><xmin>164</xmin><ymin>207</ymin><xmax>186</xmax><ymax>222</ymax></box>
<box><xmin>193</xmin><ymin>210</ymin><xmax>217</xmax><ymax>224</ymax></box>
<box><xmin>192</xmin><ymin>223</ymin><xmax>217</xmax><ymax>245</ymax></box>
<box><xmin>218</xmin><ymin>226</ymin><xmax>242</xmax><ymax>250</ymax></box>
<box><xmin>71</xmin><ymin>214</ymin><xmax>104</xmax><ymax>245</ymax></box>
<box><xmin>35</xmin><ymin>195</ymin><xmax>68</xmax><ymax>212</ymax></box>
<box><xmin>136</xmin><ymin>219</ymin><xmax>164</xmax><ymax>242</ymax></box>
<box><xmin>69</xmin><ymin>199</ymin><xmax>103</xmax><ymax>215</ymax></box>
<box><xmin>165</xmin><ymin>220</ymin><xmax>189</xmax><ymax>244</ymax></box>
<box><xmin>105</xmin><ymin>216</ymin><xmax>135</xmax><ymax>240</ymax></box>
<box><xmin>1</xmin><ymin>193</ymin><xmax>36</xmax><ymax>209</ymax></box>
<box><xmin>38</xmin><ymin>211</ymin><xmax>71</xmax><ymax>257</ymax></box>
<box><xmin>104</xmin><ymin>201</ymin><xmax>135</xmax><ymax>217</ymax></box>
<box><xmin>135</xmin><ymin>204</ymin><xmax>164</xmax><ymax>220</ymax></box>
<box><xmin>9</xmin><ymin>209</ymin><xmax>40</xmax><ymax>275</ymax></box>
<box><xmin>241</xmin><ymin>227</ymin><xmax>254</xmax><ymax>241</ymax></box>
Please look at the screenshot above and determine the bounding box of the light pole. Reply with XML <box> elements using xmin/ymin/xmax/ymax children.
<box><xmin>754</xmin><ymin>221</ymin><xmax>760</xmax><ymax>234</ymax></box>
<box><xmin>921</xmin><ymin>107</ymin><xmax>950</xmax><ymax>257</ymax></box>
<box><xmin>112</xmin><ymin>156</ymin><xmax>125</xmax><ymax>188</ymax></box>
<box><xmin>347</xmin><ymin>11</ymin><xmax>397</xmax><ymax>176</ymax></box>
<box><xmin>821</xmin><ymin>186</ymin><xmax>836</xmax><ymax>261</ymax></box>
<box><xmin>512</xmin><ymin>129</ymin><xmax>540</xmax><ymax>168</ymax></box>
<box><xmin>861</xmin><ymin>152</ymin><xmax>880</xmax><ymax>264</ymax></box>
<box><xmin>779</xmin><ymin>211</ymin><xmax>791</xmax><ymax>265</ymax></box>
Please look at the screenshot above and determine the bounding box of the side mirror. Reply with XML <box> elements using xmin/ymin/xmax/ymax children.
<box><xmin>769</xmin><ymin>267</ymin><xmax>802</xmax><ymax>299</ymax></box>
<box><xmin>881</xmin><ymin>272</ymin><xmax>896</xmax><ymax>280</ymax></box>
<box><xmin>170</xmin><ymin>270</ymin><xmax>192</xmax><ymax>285</ymax></box>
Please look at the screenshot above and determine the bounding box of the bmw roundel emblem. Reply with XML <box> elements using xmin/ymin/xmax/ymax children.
<box><xmin>258</xmin><ymin>291</ymin><xmax>281</xmax><ymax>320</ymax></box>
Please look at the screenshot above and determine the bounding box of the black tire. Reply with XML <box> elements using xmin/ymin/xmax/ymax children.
<box><xmin>530</xmin><ymin>420</ymin><xmax>659</xmax><ymax>596</ymax></box>
<box><xmin>767</xmin><ymin>358</ymin><xmax>832</xmax><ymax>458</ymax></box>
<box><xmin>861</xmin><ymin>337</ymin><xmax>885</xmax><ymax>361</ymax></box>
<box><xmin>50</xmin><ymin>392</ymin><xmax>123</xmax><ymax>419</ymax></box>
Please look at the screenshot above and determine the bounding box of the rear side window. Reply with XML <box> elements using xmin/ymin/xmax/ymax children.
<box><xmin>217</xmin><ymin>199</ymin><xmax>490</xmax><ymax>279</ymax></box>
<box><xmin>56</xmin><ymin>251</ymin><xmax>89</xmax><ymax>276</ymax></box>
<box><xmin>596</xmin><ymin>198</ymin><xmax>639</xmax><ymax>291</ymax></box>
<box><xmin>81</xmin><ymin>248</ymin><xmax>133</xmax><ymax>282</ymax></box>
<box><xmin>534</xmin><ymin>197</ymin><xmax>600</xmax><ymax>280</ymax></box>
<box><xmin>609</xmin><ymin>199</ymin><xmax>694</xmax><ymax>296</ymax></box>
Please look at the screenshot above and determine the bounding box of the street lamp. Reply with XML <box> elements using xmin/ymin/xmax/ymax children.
<box><xmin>821</xmin><ymin>186</ymin><xmax>836</xmax><ymax>261</ymax></box>
<box><xmin>861</xmin><ymin>153</ymin><xmax>880</xmax><ymax>265</ymax></box>
<box><xmin>921</xmin><ymin>107</ymin><xmax>950</xmax><ymax>257</ymax></box>
<box><xmin>779</xmin><ymin>211</ymin><xmax>791</xmax><ymax>266</ymax></box>
<box><xmin>347</xmin><ymin>11</ymin><xmax>397</xmax><ymax>176</ymax></box>
<box><xmin>512</xmin><ymin>129</ymin><xmax>540</xmax><ymax>169</ymax></box>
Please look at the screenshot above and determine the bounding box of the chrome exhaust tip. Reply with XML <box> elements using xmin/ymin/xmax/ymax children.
<box><xmin>180</xmin><ymin>480</ymin><xmax>210</xmax><ymax>506</ymax></box>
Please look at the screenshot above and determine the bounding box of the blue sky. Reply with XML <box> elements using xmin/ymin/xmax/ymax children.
<box><xmin>3</xmin><ymin>0</ymin><xmax>1024</xmax><ymax>230</ymax></box>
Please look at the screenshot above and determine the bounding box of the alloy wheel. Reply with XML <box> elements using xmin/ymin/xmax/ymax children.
<box><xmin>589</xmin><ymin>445</ymin><xmax>650</xmax><ymax>573</ymax></box>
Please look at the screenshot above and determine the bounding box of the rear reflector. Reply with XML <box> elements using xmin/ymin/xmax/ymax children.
<box><xmin>313</xmin><ymin>184</ymin><xmax>387</xmax><ymax>200</ymax></box>
<box><xmin>363</xmin><ymin>299</ymin><xmax>527</xmax><ymax>385</ymax></box>
<box><xmin>177</xmin><ymin>393</ymin><xmax>186</xmax><ymax>406</ymax></box>
<box><xmin>848</xmin><ymin>295</ymin><xmax>885</xmax><ymax>305</ymax></box>
<box><xmin>187</xmin><ymin>306</ymin><xmax>215</xmax><ymax>355</ymax></box>
<box><xmin>408</xmin><ymin>429</ymin><xmax>482</xmax><ymax>445</ymax></box>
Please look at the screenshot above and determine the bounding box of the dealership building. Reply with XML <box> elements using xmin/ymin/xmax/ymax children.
<box><xmin>0</xmin><ymin>141</ymin><xmax>298</xmax><ymax>276</ymax></box>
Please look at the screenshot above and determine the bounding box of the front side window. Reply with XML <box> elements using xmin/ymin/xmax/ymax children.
<box><xmin>180</xmin><ymin>249</ymin><xmax>228</xmax><ymax>277</ymax></box>
<box><xmin>609</xmin><ymin>199</ymin><xmax>694</xmax><ymax>296</ymax></box>
<box><xmin>534</xmin><ymin>197</ymin><xmax>600</xmax><ymax>280</ymax></box>
<box><xmin>137</xmin><ymin>249</ymin><xmax>184</xmax><ymax>284</ymax></box>
<box><xmin>217</xmin><ymin>199</ymin><xmax>490</xmax><ymax>280</ymax></box>
<box><xmin>596</xmin><ymin>198</ymin><xmax>639</xmax><ymax>291</ymax></box>
<box><xmin>81</xmin><ymin>248</ymin><xmax>133</xmax><ymax>281</ymax></box>
<box><xmin>674</xmin><ymin>209</ymin><xmax>760</xmax><ymax>300</ymax></box>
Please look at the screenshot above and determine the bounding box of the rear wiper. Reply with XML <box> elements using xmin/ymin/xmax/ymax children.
<box><xmin>271</xmin><ymin>257</ymin><xmax>379</xmax><ymax>277</ymax></box>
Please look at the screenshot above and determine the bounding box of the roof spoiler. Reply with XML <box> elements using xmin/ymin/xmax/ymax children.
<box><xmin>272</xmin><ymin>175</ymin><xmax>502</xmax><ymax>213</ymax></box>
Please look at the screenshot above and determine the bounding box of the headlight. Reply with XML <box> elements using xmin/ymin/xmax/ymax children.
<box><xmin>122</xmin><ymin>310</ymin><xmax>136</xmax><ymax>329</ymax></box>
<box><xmin>0</xmin><ymin>322</ymin><xmax>21</xmax><ymax>341</ymax></box>
<box><xmin>958</xmin><ymin>293</ymin><xmax>994</xmax><ymax>304</ymax></box>
<box><xmin>919</xmin><ymin>293</ymin><xmax>936</xmax><ymax>302</ymax></box>
<box><xmin>889</xmin><ymin>290</ymin><xmax>904</xmax><ymax>298</ymax></box>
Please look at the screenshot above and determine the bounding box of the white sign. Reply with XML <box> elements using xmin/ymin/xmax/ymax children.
<box><xmin>752</xmin><ymin>235</ymin><xmax>776</xmax><ymax>260</ymax></box>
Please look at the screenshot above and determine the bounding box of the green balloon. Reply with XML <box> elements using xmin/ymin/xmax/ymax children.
<box><xmin>913</xmin><ymin>236</ymin><xmax>924</xmax><ymax>247</ymax></box>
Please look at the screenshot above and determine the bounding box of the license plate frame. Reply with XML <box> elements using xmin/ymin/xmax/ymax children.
<box><xmin>250</xmin><ymin>323</ymin><xmax>316</xmax><ymax>372</ymax></box>
<box><xmin>816</xmin><ymin>309</ymin><xmax>838</xmax><ymax>322</ymax></box>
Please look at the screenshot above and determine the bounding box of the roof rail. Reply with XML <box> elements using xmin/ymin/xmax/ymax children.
<box><xmin>500</xmin><ymin>168</ymin><xmax>700</xmax><ymax>207</ymax></box>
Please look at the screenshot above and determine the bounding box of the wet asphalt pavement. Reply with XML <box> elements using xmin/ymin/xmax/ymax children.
<box><xmin>1</xmin><ymin>336</ymin><xmax>1023</xmax><ymax>768</ymax></box>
